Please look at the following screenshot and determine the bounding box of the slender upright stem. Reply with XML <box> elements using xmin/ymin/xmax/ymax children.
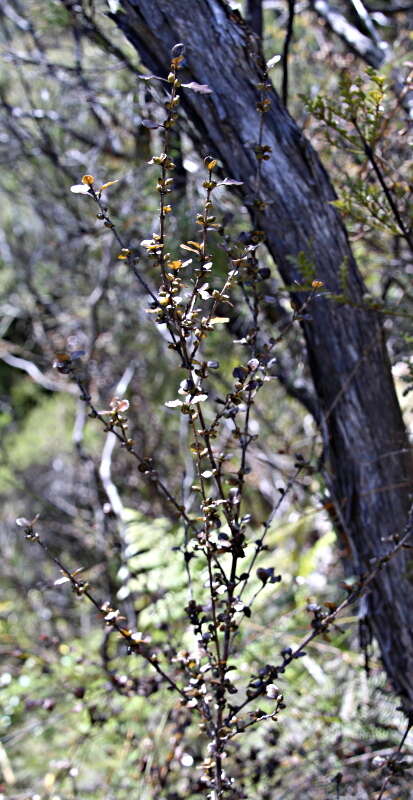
<box><xmin>282</xmin><ymin>0</ymin><xmax>295</xmax><ymax>108</ymax></box>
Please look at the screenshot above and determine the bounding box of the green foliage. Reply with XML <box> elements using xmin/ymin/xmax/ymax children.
<box><xmin>305</xmin><ymin>69</ymin><xmax>411</xmax><ymax>242</ymax></box>
<box><xmin>286</xmin><ymin>250</ymin><xmax>316</xmax><ymax>288</ymax></box>
<box><xmin>306</xmin><ymin>69</ymin><xmax>386</xmax><ymax>148</ymax></box>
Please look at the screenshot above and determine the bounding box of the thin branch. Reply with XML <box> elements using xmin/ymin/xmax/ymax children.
<box><xmin>246</xmin><ymin>0</ymin><xmax>263</xmax><ymax>39</ymax></box>
<box><xmin>230</xmin><ymin>502</ymin><xmax>413</xmax><ymax>720</ymax></box>
<box><xmin>0</xmin><ymin>351</ymin><xmax>77</xmax><ymax>394</ymax></box>
<box><xmin>352</xmin><ymin>117</ymin><xmax>413</xmax><ymax>252</ymax></box>
<box><xmin>19</xmin><ymin>522</ymin><xmax>189</xmax><ymax>703</ymax></box>
<box><xmin>282</xmin><ymin>0</ymin><xmax>295</xmax><ymax>108</ymax></box>
<box><xmin>310</xmin><ymin>0</ymin><xmax>387</xmax><ymax>68</ymax></box>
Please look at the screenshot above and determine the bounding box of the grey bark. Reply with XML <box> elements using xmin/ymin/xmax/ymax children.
<box><xmin>111</xmin><ymin>0</ymin><xmax>413</xmax><ymax>708</ymax></box>
<box><xmin>310</xmin><ymin>0</ymin><xmax>387</xmax><ymax>68</ymax></box>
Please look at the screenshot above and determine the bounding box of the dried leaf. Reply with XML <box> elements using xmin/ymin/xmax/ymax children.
<box><xmin>54</xmin><ymin>351</ymin><xmax>70</xmax><ymax>363</ymax></box>
<box><xmin>141</xmin><ymin>239</ymin><xmax>163</xmax><ymax>251</ymax></box>
<box><xmin>139</xmin><ymin>73</ymin><xmax>163</xmax><ymax>81</ymax></box>
<box><xmin>100</xmin><ymin>179</ymin><xmax>119</xmax><ymax>191</ymax></box>
<box><xmin>71</xmin><ymin>567</ymin><xmax>85</xmax><ymax>577</ymax></box>
<box><xmin>130</xmin><ymin>631</ymin><xmax>150</xmax><ymax>643</ymax></box>
<box><xmin>267</xmin><ymin>54</ymin><xmax>281</xmax><ymax>69</ymax></box>
<box><xmin>104</xmin><ymin>609</ymin><xmax>120</xmax><ymax>622</ymax></box>
<box><xmin>197</xmin><ymin>283</ymin><xmax>210</xmax><ymax>300</ymax></box>
<box><xmin>180</xmin><ymin>244</ymin><xmax>201</xmax><ymax>254</ymax></box>
<box><xmin>44</xmin><ymin>773</ymin><xmax>55</xmax><ymax>791</ymax></box>
<box><xmin>218</xmin><ymin>178</ymin><xmax>243</xmax><ymax>187</ymax></box>
<box><xmin>110</xmin><ymin>397</ymin><xmax>130</xmax><ymax>413</ymax></box>
<box><xmin>190</xmin><ymin>394</ymin><xmax>208</xmax><ymax>404</ymax></box>
<box><xmin>171</xmin><ymin>55</ymin><xmax>185</xmax><ymax>69</ymax></box>
<box><xmin>69</xmin><ymin>350</ymin><xmax>85</xmax><ymax>362</ymax></box>
<box><xmin>182</xmin><ymin>82</ymin><xmax>213</xmax><ymax>94</ymax></box>
<box><xmin>141</xmin><ymin>119</ymin><xmax>162</xmax><ymax>129</ymax></box>
<box><xmin>70</xmin><ymin>184</ymin><xmax>91</xmax><ymax>195</ymax></box>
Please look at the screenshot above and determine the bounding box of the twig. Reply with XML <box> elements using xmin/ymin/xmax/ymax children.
<box><xmin>310</xmin><ymin>0</ymin><xmax>386</xmax><ymax>68</ymax></box>
<box><xmin>230</xmin><ymin>503</ymin><xmax>413</xmax><ymax>720</ymax></box>
<box><xmin>282</xmin><ymin>0</ymin><xmax>295</xmax><ymax>108</ymax></box>
<box><xmin>18</xmin><ymin>521</ymin><xmax>189</xmax><ymax>703</ymax></box>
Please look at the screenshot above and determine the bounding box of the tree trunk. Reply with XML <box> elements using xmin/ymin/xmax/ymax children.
<box><xmin>111</xmin><ymin>0</ymin><xmax>413</xmax><ymax>707</ymax></box>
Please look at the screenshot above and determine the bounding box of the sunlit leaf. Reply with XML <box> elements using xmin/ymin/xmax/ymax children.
<box><xmin>138</xmin><ymin>73</ymin><xmax>163</xmax><ymax>81</ymax></box>
<box><xmin>180</xmin><ymin>244</ymin><xmax>201</xmax><ymax>254</ymax></box>
<box><xmin>182</xmin><ymin>82</ymin><xmax>213</xmax><ymax>94</ymax></box>
<box><xmin>197</xmin><ymin>283</ymin><xmax>210</xmax><ymax>300</ymax></box>
<box><xmin>43</xmin><ymin>773</ymin><xmax>55</xmax><ymax>791</ymax></box>
<box><xmin>267</xmin><ymin>54</ymin><xmax>281</xmax><ymax>69</ymax></box>
<box><xmin>218</xmin><ymin>178</ymin><xmax>243</xmax><ymax>187</ymax></box>
<box><xmin>116</xmin><ymin>398</ymin><xmax>130</xmax><ymax>413</ymax></box>
<box><xmin>70</xmin><ymin>184</ymin><xmax>91</xmax><ymax>195</ymax></box>
<box><xmin>99</xmin><ymin>179</ymin><xmax>119</xmax><ymax>191</ymax></box>
<box><xmin>104</xmin><ymin>609</ymin><xmax>121</xmax><ymax>622</ymax></box>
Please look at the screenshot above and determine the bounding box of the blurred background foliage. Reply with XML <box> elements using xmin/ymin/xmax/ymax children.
<box><xmin>0</xmin><ymin>0</ymin><xmax>412</xmax><ymax>798</ymax></box>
